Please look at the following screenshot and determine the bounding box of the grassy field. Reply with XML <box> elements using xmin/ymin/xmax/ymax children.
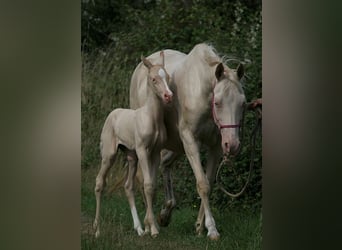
<box><xmin>81</xmin><ymin>167</ymin><xmax>261</xmax><ymax>250</ymax></box>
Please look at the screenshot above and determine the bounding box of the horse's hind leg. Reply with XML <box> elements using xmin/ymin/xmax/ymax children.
<box><xmin>93</xmin><ymin>136</ymin><xmax>117</xmax><ymax>238</ymax></box>
<box><xmin>158</xmin><ymin>149</ymin><xmax>179</xmax><ymax>227</ymax></box>
<box><xmin>124</xmin><ymin>150</ymin><xmax>144</xmax><ymax>236</ymax></box>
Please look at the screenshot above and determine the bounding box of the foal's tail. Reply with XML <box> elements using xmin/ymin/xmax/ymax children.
<box><xmin>108</xmin><ymin>164</ymin><xmax>128</xmax><ymax>193</ymax></box>
<box><xmin>108</xmin><ymin>161</ymin><xmax>144</xmax><ymax>196</ymax></box>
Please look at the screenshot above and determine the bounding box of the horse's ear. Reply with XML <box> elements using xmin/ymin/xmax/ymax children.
<box><xmin>160</xmin><ymin>50</ymin><xmax>165</xmax><ymax>67</ymax></box>
<box><xmin>215</xmin><ymin>63</ymin><xmax>225</xmax><ymax>80</ymax></box>
<box><xmin>236</xmin><ymin>63</ymin><xmax>244</xmax><ymax>80</ymax></box>
<box><xmin>141</xmin><ymin>56</ymin><xmax>153</xmax><ymax>69</ymax></box>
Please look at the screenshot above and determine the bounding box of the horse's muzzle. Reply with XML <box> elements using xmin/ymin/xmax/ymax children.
<box><xmin>221</xmin><ymin>139</ymin><xmax>240</xmax><ymax>155</ymax></box>
<box><xmin>164</xmin><ymin>92</ymin><xmax>173</xmax><ymax>103</ymax></box>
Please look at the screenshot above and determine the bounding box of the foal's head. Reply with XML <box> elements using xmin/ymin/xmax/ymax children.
<box><xmin>141</xmin><ymin>51</ymin><xmax>173</xmax><ymax>104</ymax></box>
<box><xmin>212</xmin><ymin>63</ymin><xmax>246</xmax><ymax>155</ymax></box>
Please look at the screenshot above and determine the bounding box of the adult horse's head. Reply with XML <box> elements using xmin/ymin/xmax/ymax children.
<box><xmin>141</xmin><ymin>51</ymin><xmax>173</xmax><ymax>104</ymax></box>
<box><xmin>212</xmin><ymin>62</ymin><xmax>246</xmax><ymax>155</ymax></box>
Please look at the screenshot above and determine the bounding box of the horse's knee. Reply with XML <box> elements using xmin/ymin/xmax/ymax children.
<box><xmin>144</xmin><ymin>182</ymin><xmax>154</xmax><ymax>196</ymax></box>
<box><xmin>196</xmin><ymin>179</ymin><xmax>210</xmax><ymax>196</ymax></box>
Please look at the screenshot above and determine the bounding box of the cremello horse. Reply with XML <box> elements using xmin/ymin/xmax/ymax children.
<box><xmin>130</xmin><ymin>43</ymin><xmax>246</xmax><ymax>240</ymax></box>
<box><xmin>94</xmin><ymin>51</ymin><xmax>172</xmax><ymax>238</ymax></box>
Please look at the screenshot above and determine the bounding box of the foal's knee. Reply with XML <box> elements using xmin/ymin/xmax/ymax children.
<box><xmin>95</xmin><ymin>177</ymin><xmax>104</xmax><ymax>193</ymax></box>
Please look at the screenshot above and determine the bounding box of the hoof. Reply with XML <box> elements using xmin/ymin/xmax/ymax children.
<box><xmin>157</xmin><ymin>213</ymin><xmax>171</xmax><ymax>227</ymax></box>
<box><xmin>208</xmin><ymin>232</ymin><xmax>220</xmax><ymax>241</ymax></box>
<box><xmin>195</xmin><ymin>223</ymin><xmax>204</xmax><ymax>236</ymax></box>
<box><xmin>136</xmin><ymin>227</ymin><xmax>144</xmax><ymax>236</ymax></box>
<box><xmin>151</xmin><ymin>232</ymin><xmax>159</xmax><ymax>238</ymax></box>
<box><xmin>157</xmin><ymin>200</ymin><xmax>175</xmax><ymax>227</ymax></box>
<box><xmin>95</xmin><ymin>230</ymin><xmax>100</xmax><ymax>238</ymax></box>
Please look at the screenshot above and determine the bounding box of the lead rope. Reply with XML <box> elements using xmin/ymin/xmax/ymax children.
<box><xmin>216</xmin><ymin>105</ymin><xmax>261</xmax><ymax>198</ymax></box>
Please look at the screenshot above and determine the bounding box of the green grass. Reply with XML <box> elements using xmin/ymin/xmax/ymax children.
<box><xmin>82</xmin><ymin>168</ymin><xmax>261</xmax><ymax>250</ymax></box>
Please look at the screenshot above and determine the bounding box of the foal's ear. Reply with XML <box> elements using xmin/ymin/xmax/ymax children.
<box><xmin>236</xmin><ymin>63</ymin><xmax>244</xmax><ymax>80</ymax></box>
<box><xmin>160</xmin><ymin>50</ymin><xmax>165</xmax><ymax>67</ymax></box>
<box><xmin>215</xmin><ymin>63</ymin><xmax>225</xmax><ymax>80</ymax></box>
<box><xmin>141</xmin><ymin>56</ymin><xmax>153</xmax><ymax>69</ymax></box>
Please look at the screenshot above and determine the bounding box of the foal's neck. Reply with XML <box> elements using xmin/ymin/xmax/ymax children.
<box><xmin>146</xmin><ymin>88</ymin><xmax>164</xmax><ymax>123</ymax></box>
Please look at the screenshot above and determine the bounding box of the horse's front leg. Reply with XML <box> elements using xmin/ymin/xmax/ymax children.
<box><xmin>195</xmin><ymin>145</ymin><xmax>222</xmax><ymax>235</ymax></box>
<box><xmin>136</xmin><ymin>147</ymin><xmax>159</xmax><ymax>237</ymax></box>
<box><xmin>158</xmin><ymin>149</ymin><xmax>179</xmax><ymax>227</ymax></box>
<box><xmin>179</xmin><ymin>126</ymin><xmax>220</xmax><ymax>240</ymax></box>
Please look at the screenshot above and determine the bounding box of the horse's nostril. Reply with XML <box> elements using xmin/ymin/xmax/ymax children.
<box><xmin>164</xmin><ymin>93</ymin><xmax>172</xmax><ymax>101</ymax></box>
<box><xmin>224</xmin><ymin>142</ymin><xmax>229</xmax><ymax>148</ymax></box>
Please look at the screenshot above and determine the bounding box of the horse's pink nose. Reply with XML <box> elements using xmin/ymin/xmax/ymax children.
<box><xmin>222</xmin><ymin>140</ymin><xmax>239</xmax><ymax>155</ymax></box>
<box><xmin>164</xmin><ymin>92</ymin><xmax>173</xmax><ymax>103</ymax></box>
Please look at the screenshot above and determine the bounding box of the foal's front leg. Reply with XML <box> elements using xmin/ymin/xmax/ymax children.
<box><xmin>124</xmin><ymin>150</ymin><xmax>144</xmax><ymax>236</ymax></box>
<box><xmin>136</xmin><ymin>147</ymin><xmax>159</xmax><ymax>237</ymax></box>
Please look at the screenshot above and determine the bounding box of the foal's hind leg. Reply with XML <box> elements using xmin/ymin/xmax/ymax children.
<box><xmin>158</xmin><ymin>149</ymin><xmax>179</xmax><ymax>227</ymax></box>
<box><xmin>93</xmin><ymin>140</ymin><xmax>117</xmax><ymax>238</ymax></box>
<box><xmin>124</xmin><ymin>150</ymin><xmax>144</xmax><ymax>236</ymax></box>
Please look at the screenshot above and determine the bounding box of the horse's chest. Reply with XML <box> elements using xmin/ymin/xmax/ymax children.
<box><xmin>194</xmin><ymin>117</ymin><xmax>220</xmax><ymax>146</ymax></box>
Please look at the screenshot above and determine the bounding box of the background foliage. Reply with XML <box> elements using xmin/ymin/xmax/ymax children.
<box><xmin>82</xmin><ymin>0</ymin><xmax>262</xmax><ymax>212</ymax></box>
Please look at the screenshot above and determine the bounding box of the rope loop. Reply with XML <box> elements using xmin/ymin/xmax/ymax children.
<box><xmin>216</xmin><ymin>104</ymin><xmax>261</xmax><ymax>198</ymax></box>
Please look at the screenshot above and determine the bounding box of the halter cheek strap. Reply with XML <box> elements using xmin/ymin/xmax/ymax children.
<box><xmin>211</xmin><ymin>80</ymin><xmax>241</xmax><ymax>130</ymax></box>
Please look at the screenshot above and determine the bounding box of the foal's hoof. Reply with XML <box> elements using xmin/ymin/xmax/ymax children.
<box><xmin>95</xmin><ymin>230</ymin><xmax>100</xmax><ymax>238</ymax></box>
<box><xmin>136</xmin><ymin>227</ymin><xmax>144</xmax><ymax>236</ymax></box>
